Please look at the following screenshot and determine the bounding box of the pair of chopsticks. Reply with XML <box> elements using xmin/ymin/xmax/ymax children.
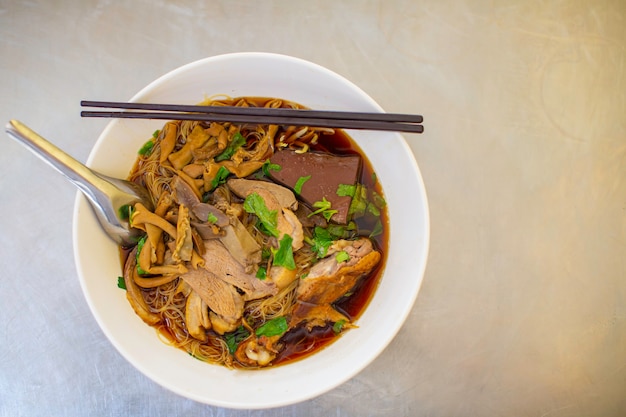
<box><xmin>80</xmin><ymin>101</ymin><xmax>423</xmax><ymax>133</ymax></box>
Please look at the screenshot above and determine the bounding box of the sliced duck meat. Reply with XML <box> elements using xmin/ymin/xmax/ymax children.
<box><xmin>290</xmin><ymin>238</ymin><xmax>380</xmax><ymax>329</ymax></box>
<box><xmin>202</xmin><ymin>239</ymin><xmax>278</xmax><ymax>300</ymax></box>
<box><xmin>211</xmin><ymin>185</ymin><xmax>262</xmax><ymax>270</ymax></box>
<box><xmin>227</xmin><ymin>178</ymin><xmax>298</xmax><ymax>210</ymax></box>
<box><xmin>180</xmin><ymin>267</ymin><xmax>244</xmax><ymax>325</ymax></box>
<box><xmin>226</xmin><ymin>179</ymin><xmax>304</xmax><ymax>250</ymax></box>
<box><xmin>172</xmin><ymin>176</ymin><xmax>229</xmax><ymax>227</ymax></box>
<box><xmin>268</xmin><ymin>149</ymin><xmax>361</xmax><ymax>224</ymax></box>
<box><xmin>296</xmin><ymin>238</ymin><xmax>380</xmax><ymax>305</ymax></box>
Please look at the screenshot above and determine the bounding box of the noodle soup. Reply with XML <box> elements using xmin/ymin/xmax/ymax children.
<box><xmin>119</xmin><ymin>97</ymin><xmax>387</xmax><ymax>369</ymax></box>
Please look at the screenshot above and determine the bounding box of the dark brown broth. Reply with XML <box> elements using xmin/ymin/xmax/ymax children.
<box><xmin>270</xmin><ymin>127</ymin><xmax>389</xmax><ymax>367</ymax></box>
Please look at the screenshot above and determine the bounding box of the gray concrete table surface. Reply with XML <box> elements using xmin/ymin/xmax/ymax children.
<box><xmin>1</xmin><ymin>1</ymin><xmax>624</xmax><ymax>416</ymax></box>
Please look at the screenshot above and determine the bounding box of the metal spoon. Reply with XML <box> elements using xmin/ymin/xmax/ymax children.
<box><xmin>5</xmin><ymin>119</ymin><xmax>152</xmax><ymax>247</ymax></box>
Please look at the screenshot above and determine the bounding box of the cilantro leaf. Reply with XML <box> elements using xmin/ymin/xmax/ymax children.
<box><xmin>336</xmin><ymin>184</ymin><xmax>356</xmax><ymax>197</ymax></box>
<box><xmin>243</xmin><ymin>193</ymin><xmax>279</xmax><ymax>237</ymax></box>
<box><xmin>207</xmin><ymin>212</ymin><xmax>218</xmax><ymax>224</ymax></box>
<box><xmin>294</xmin><ymin>175</ymin><xmax>311</xmax><ymax>195</ymax></box>
<box><xmin>308</xmin><ymin>226</ymin><xmax>334</xmax><ymax>258</ymax></box>
<box><xmin>117</xmin><ymin>276</ymin><xmax>126</xmax><ymax>290</ymax></box>
<box><xmin>118</xmin><ymin>204</ymin><xmax>133</xmax><ymax>221</ymax></box>
<box><xmin>256</xmin><ymin>266</ymin><xmax>267</xmax><ymax>280</ymax></box>
<box><xmin>262</xmin><ymin>159</ymin><xmax>282</xmax><ymax>177</ymax></box>
<box><xmin>256</xmin><ymin>316</ymin><xmax>288</xmax><ymax>337</ymax></box>
<box><xmin>135</xmin><ymin>236</ymin><xmax>148</xmax><ymax>275</ymax></box>
<box><xmin>272</xmin><ymin>234</ymin><xmax>296</xmax><ymax>270</ymax></box>
<box><xmin>333</xmin><ymin>319</ymin><xmax>346</xmax><ymax>334</ymax></box>
<box><xmin>215</xmin><ymin>132</ymin><xmax>246</xmax><ymax>162</ymax></box>
<box><xmin>335</xmin><ymin>250</ymin><xmax>350</xmax><ymax>263</ymax></box>
<box><xmin>209</xmin><ymin>166</ymin><xmax>231</xmax><ymax>191</ymax></box>
<box><xmin>348</xmin><ymin>184</ymin><xmax>368</xmax><ymax>218</ymax></box>
<box><xmin>309</xmin><ymin>197</ymin><xmax>338</xmax><ymax>221</ymax></box>
<box><xmin>138</xmin><ymin>140</ymin><xmax>154</xmax><ymax>156</ymax></box>
<box><xmin>224</xmin><ymin>326</ymin><xmax>250</xmax><ymax>354</ymax></box>
<box><xmin>372</xmin><ymin>190</ymin><xmax>386</xmax><ymax>209</ymax></box>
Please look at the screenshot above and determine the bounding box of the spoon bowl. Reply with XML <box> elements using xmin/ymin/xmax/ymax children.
<box><xmin>5</xmin><ymin>120</ymin><xmax>151</xmax><ymax>246</ymax></box>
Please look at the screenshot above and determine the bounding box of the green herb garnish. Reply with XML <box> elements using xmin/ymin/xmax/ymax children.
<box><xmin>348</xmin><ymin>184</ymin><xmax>368</xmax><ymax>218</ymax></box>
<box><xmin>335</xmin><ymin>250</ymin><xmax>350</xmax><ymax>263</ymax></box>
<box><xmin>118</xmin><ymin>204</ymin><xmax>133</xmax><ymax>221</ymax></box>
<box><xmin>293</xmin><ymin>175</ymin><xmax>311</xmax><ymax>195</ymax></box>
<box><xmin>152</xmin><ymin>130</ymin><xmax>160</xmax><ymax>139</ymax></box>
<box><xmin>372</xmin><ymin>190</ymin><xmax>386</xmax><ymax>209</ymax></box>
<box><xmin>307</xmin><ymin>226</ymin><xmax>334</xmax><ymax>258</ymax></box>
<box><xmin>272</xmin><ymin>234</ymin><xmax>296</xmax><ymax>270</ymax></box>
<box><xmin>243</xmin><ymin>193</ymin><xmax>279</xmax><ymax>237</ymax></box>
<box><xmin>256</xmin><ymin>266</ymin><xmax>267</xmax><ymax>280</ymax></box>
<box><xmin>326</xmin><ymin>222</ymin><xmax>357</xmax><ymax>239</ymax></box>
<box><xmin>117</xmin><ymin>276</ymin><xmax>126</xmax><ymax>290</ymax></box>
<box><xmin>256</xmin><ymin>316</ymin><xmax>288</xmax><ymax>337</ymax></box>
<box><xmin>209</xmin><ymin>166</ymin><xmax>231</xmax><ymax>191</ymax></box>
<box><xmin>138</xmin><ymin>140</ymin><xmax>154</xmax><ymax>156</ymax></box>
<box><xmin>366</xmin><ymin>203</ymin><xmax>380</xmax><ymax>217</ymax></box>
<box><xmin>135</xmin><ymin>236</ymin><xmax>148</xmax><ymax>275</ymax></box>
<box><xmin>309</xmin><ymin>197</ymin><xmax>338</xmax><ymax>221</ymax></box>
<box><xmin>336</xmin><ymin>184</ymin><xmax>356</xmax><ymax>197</ymax></box>
<box><xmin>262</xmin><ymin>159</ymin><xmax>282</xmax><ymax>177</ymax></box>
<box><xmin>224</xmin><ymin>326</ymin><xmax>250</xmax><ymax>354</ymax></box>
<box><xmin>215</xmin><ymin>132</ymin><xmax>246</xmax><ymax>162</ymax></box>
<box><xmin>333</xmin><ymin>319</ymin><xmax>346</xmax><ymax>334</ymax></box>
<box><xmin>207</xmin><ymin>212</ymin><xmax>218</xmax><ymax>224</ymax></box>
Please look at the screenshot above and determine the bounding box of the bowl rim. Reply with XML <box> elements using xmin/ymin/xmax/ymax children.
<box><xmin>73</xmin><ymin>52</ymin><xmax>430</xmax><ymax>409</ymax></box>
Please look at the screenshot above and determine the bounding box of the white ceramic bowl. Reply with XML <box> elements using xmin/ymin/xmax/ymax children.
<box><xmin>73</xmin><ymin>52</ymin><xmax>429</xmax><ymax>409</ymax></box>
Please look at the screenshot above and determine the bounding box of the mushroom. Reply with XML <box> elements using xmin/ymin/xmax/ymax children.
<box><xmin>130</xmin><ymin>202</ymin><xmax>176</xmax><ymax>238</ymax></box>
<box><xmin>185</xmin><ymin>290</ymin><xmax>210</xmax><ymax>342</ymax></box>
<box><xmin>209</xmin><ymin>311</ymin><xmax>240</xmax><ymax>335</ymax></box>
<box><xmin>158</xmin><ymin>122</ymin><xmax>178</xmax><ymax>164</ymax></box>
<box><xmin>168</xmin><ymin>124</ymin><xmax>222</xmax><ymax>170</ymax></box>
<box><xmin>122</xmin><ymin>247</ymin><xmax>161</xmax><ymax>326</ymax></box>
<box><xmin>172</xmin><ymin>204</ymin><xmax>193</xmax><ymax>263</ymax></box>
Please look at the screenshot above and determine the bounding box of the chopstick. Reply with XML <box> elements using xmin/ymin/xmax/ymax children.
<box><xmin>80</xmin><ymin>100</ymin><xmax>424</xmax><ymax>133</ymax></box>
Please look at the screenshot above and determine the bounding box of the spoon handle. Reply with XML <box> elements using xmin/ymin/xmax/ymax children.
<box><xmin>5</xmin><ymin>119</ymin><xmax>114</xmax><ymax>203</ymax></box>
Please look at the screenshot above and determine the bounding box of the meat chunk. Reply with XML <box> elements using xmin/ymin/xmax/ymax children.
<box><xmin>290</xmin><ymin>238</ymin><xmax>380</xmax><ymax>329</ymax></box>
<box><xmin>180</xmin><ymin>267</ymin><xmax>244</xmax><ymax>324</ymax></box>
<box><xmin>202</xmin><ymin>239</ymin><xmax>278</xmax><ymax>300</ymax></box>
<box><xmin>226</xmin><ymin>179</ymin><xmax>304</xmax><ymax>251</ymax></box>
<box><xmin>296</xmin><ymin>238</ymin><xmax>380</xmax><ymax>304</ymax></box>
<box><xmin>172</xmin><ymin>176</ymin><xmax>229</xmax><ymax>227</ymax></box>
<box><xmin>227</xmin><ymin>178</ymin><xmax>298</xmax><ymax>210</ymax></box>
<box><xmin>269</xmin><ymin>150</ymin><xmax>361</xmax><ymax>224</ymax></box>
<box><xmin>212</xmin><ymin>186</ymin><xmax>262</xmax><ymax>270</ymax></box>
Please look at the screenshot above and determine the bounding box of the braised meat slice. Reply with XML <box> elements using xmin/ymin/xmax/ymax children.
<box><xmin>202</xmin><ymin>239</ymin><xmax>278</xmax><ymax>301</ymax></box>
<box><xmin>180</xmin><ymin>267</ymin><xmax>244</xmax><ymax>324</ymax></box>
<box><xmin>290</xmin><ymin>238</ymin><xmax>380</xmax><ymax>329</ymax></box>
<box><xmin>268</xmin><ymin>150</ymin><xmax>361</xmax><ymax>224</ymax></box>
